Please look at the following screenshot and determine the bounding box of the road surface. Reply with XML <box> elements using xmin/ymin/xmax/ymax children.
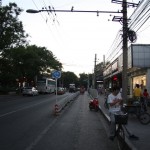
<box><xmin>0</xmin><ymin>92</ymin><xmax>118</xmax><ymax>150</ymax></box>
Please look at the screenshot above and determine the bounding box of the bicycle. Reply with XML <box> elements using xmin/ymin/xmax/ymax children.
<box><xmin>114</xmin><ymin>112</ymin><xmax>128</xmax><ymax>150</ymax></box>
<box><xmin>125</xmin><ymin>98</ymin><xmax>150</xmax><ymax>125</ymax></box>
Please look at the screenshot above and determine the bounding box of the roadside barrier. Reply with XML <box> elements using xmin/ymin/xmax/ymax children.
<box><xmin>54</xmin><ymin>104</ymin><xmax>59</xmax><ymax>115</ymax></box>
<box><xmin>54</xmin><ymin>91</ymin><xmax>80</xmax><ymax>115</ymax></box>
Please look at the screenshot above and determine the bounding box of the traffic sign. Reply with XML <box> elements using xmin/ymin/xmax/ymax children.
<box><xmin>52</xmin><ymin>70</ymin><xmax>61</xmax><ymax>79</ymax></box>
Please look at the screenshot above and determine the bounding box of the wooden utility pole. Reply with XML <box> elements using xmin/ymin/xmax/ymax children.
<box><xmin>94</xmin><ymin>54</ymin><xmax>97</xmax><ymax>89</ymax></box>
<box><xmin>122</xmin><ymin>0</ymin><xmax>128</xmax><ymax>101</ymax></box>
<box><xmin>112</xmin><ymin>0</ymin><xmax>139</xmax><ymax>101</ymax></box>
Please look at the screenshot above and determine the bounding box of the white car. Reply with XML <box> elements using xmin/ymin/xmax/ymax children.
<box><xmin>22</xmin><ymin>87</ymin><xmax>39</xmax><ymax>96</ymax></box>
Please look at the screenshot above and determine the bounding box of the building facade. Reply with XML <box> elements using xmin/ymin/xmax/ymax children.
<box><xmin>103</xmin><ymin>44</ymin><xmax>150</xmax><ymax>97</ymax></box>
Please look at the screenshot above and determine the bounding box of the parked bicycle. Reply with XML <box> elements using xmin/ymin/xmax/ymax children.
<box><xmin>112</xmin><ymin>110</ymin><xmax>139</xmax><ymax>149</ymax></box>
<box><xmin>124</xmin><ymin>98</ymin><xmax>150</xmax><ymax>125</ymax></box>
<box><xmin>114</xmin><ymin>111</ymin><xmax>128</xmax><ymax>150</ymax></box>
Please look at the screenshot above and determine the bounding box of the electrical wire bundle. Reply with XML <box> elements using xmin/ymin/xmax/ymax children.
<box><xmin>105</xmin><ymin>0</ymin><xmax>150</xmax><ymax>65</ymax></box>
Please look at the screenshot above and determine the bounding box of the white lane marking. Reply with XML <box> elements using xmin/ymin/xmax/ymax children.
<box><xmin>0</xmin><ymin>95</ymin><xmax>70</xmax><ymax>118</ymax></box>
<box><xmin>25</xmin><ymin>117</ymin><xmax>57</xmax><ymax>150</ymax></box>
<box><xmin>0</xmin><ymin>100</ymin><xmax>50</xmax><ymax>118</ymax></box>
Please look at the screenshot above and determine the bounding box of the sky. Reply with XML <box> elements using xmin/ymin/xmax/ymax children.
<box><xmin>2</xmin><ymin>0</ymin><xmax>148</xmax><ymax>76</ymax></box>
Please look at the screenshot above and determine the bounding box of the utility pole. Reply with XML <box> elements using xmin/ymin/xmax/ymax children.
<box><xmin>112</xmin><ymin>0</ymin><xmax>138</xmax><ymax>102</ymax></box>
<box><xmin>0</xmin><ymin>0</ymin><xmax>2</xmax><ymax>37</ymax></box>
<box><xmin>94</xmin><ymin>54</ymin><xmax>97</xmax><ymax>89</ymax></box>
<box><xmin>122</xmin><ymin>0</ymin><xmax>128</xmax><ymax>101</ymax></box>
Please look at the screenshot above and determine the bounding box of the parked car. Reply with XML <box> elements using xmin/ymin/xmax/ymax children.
<box><xmin>55</xmin><ymin>87</ymin><xmax>65</xmax><ymax>95</ymax></box>
<box><xmin>22</xmin><ymin>87</ymin><xmax>39</xmax><ymax>96</ymax></box>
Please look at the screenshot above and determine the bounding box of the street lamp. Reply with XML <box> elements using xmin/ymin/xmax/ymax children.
<box><xmin>26</xmin><ymin>9</ymin><xmax>40</xmax><ymax>13</ymax></box>
<box><xmin>26</xmin><ymin>9</ymin><xmax>122</xmax><ymax>14</ymax></box>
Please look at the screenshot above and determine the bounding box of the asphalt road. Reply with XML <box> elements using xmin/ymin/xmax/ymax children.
<box><xmin>0</xmin><ymin>92</ymin><xmax>118</xmax><ymax>150</ymax></box>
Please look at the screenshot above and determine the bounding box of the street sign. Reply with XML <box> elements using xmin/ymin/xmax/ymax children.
<box><xmin>52</xmin><ymin>70</ymin><xmax>61</xmax><ymax>79</ymax></box>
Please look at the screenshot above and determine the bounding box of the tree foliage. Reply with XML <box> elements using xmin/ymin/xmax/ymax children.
<box><xmin>0</xmin><ymin>45</ymin><xmax>62</xmax><ymax>88</ymax></box>
<box><xmin>79</xmin><ymin>73</ymin><xmax>88</xmax><ymax>88</ymax></box>
<box><xmin>0</xmin><ymin>3</ymin><xmax>62</xmax><ymax>92</ymax></box>
<box><xmin>58</xmin><ymin>72</ymin><xmax>92</xmax><ymax>89</ymax></box>
<box><xmin>0</xmin><ymin>3</ymin><xmax>28</xmax><ymax>53</ymax></box>
<box><xmin>59</xmin><ymin>71</ymin><xmax>78</xmax><ymax>88</ymax></box>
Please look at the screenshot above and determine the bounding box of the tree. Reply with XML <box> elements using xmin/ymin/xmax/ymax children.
<box><xmin>59</xmin><ymin>71</ymin><xmax>78</xmax><ymax>88</ymax></box>
<box><xmin>58</xmin><ymin>72</ymin><xmax>93</xmax><ymax>89</ymax></box>
<box><xmin>0</xmin><ymin>45</ymin><xmax>62</xmax><ymax>89</ymax></box>
<box><xmin>79</xmin><ymin>73</ymin><xmax>89</xmax><ymax>89</ymax></box>
<box><xmin>0</xmin><ymin>3</ymin><xmax>63</xmax><ymax>93</ymax></box>
<box><xmin>0</xmin><ymin>3</ymin><xmax>28</xmax><ymax>54</ymax></box>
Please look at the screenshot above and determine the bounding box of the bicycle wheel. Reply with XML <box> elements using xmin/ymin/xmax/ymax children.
<box><xmin>138</xmin><ymin>112</ymin><xmax>150</xmax><ymax>125</ymax></box>
<box><xmin>116</xmin><ymin>125</ymin><xmax>125</xmax><ymax>150</ymax></box>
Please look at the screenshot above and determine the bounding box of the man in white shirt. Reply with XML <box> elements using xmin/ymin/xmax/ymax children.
<box><xmin>107</xmin><ymin>87</ymin><xmax>123</xmax><ymax>140</ymax></box>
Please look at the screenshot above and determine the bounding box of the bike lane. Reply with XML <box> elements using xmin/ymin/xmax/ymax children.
<box><xmin>27</xmin><ymin>92</ymin><xmax>118</xmax><ymax>150</ymax></box>
<box><xmin>97</xmin><ymin>94</ymin><xmax>150</xmax><ymax>150</ymax></box>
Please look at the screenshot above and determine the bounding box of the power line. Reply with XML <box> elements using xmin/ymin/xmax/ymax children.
<box><xmin>39</xmin><ymin>0</ymin><xmax>69</xmax><ymax>52</ymax></box>
<box><xmin>26</xmin><ymin>5</ymin><xmax>123</xmax><ymax>54</ymax></box>
<box><xmin>104</xmin><ymin>1</ymin><xmax>140</xmax><ymax>65</ymax></box>
<box><xmin>129</xmin><ymin>0</ymin><xmax>150</xmax><ymax>30</ymax></box>
<box><xmin>31</xmin><ymin>0</ymin><xmax>64</xmax><ymax>48</ymax></box>
<box><xmin>105</xmin><ymin>30</ymin><xmax>122</xmax><ymax>61</ymax></box>
<box><xmin>138</xmin><ymin>19</ymin><xmax>150</xmax><ymax>33</ymax></box>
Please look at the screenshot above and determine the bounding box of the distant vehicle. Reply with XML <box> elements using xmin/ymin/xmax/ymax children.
<box><xmin>36</xmin><ymin>78</ymin><xmax>56</xmax><ymax>94</ymax></box>
<box><xmin>80</xmin><ymin>86</ymin><xmax>85</xmax><ymax>94</ymax></box>
<box><xmin>55</xmin><ymin>87</ymin><xmax>65</xmax><ymax>95</ymax></box>
<box><xmin>22</xmin><ymin>87</ymin><xmax>38</xmax><ymax>96</ymax></box>
<box><xmin>69</xmin><ymin>84</ymin><xmax>76</xmax><ymax>93</ymax></box>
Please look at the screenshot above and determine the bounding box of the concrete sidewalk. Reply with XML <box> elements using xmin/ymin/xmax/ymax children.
<box><xmin>97</xmin><ymin>94</ymin><xmax>150</xmax><ymax>150</ymax></box>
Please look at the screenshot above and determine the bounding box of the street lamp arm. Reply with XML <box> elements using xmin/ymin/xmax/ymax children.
<box><xmin>26</xmin><ymin>9</ymin><xmax>122</xmax><ymax>14</ymax></box>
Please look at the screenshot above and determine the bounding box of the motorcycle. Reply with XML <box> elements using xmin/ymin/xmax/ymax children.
<box><xmin>89</xmin><ymin>98</ymin><xmax>99</xmax><ymax>111</ymax></box>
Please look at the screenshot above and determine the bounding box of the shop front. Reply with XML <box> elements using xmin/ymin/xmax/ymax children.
<box><xmin>128</xmin><ymin>68</ymin><xmax>148</xmax><ymax>97</ymax></box>
<box><xmin>132</xmin><ymin>75</ymin><xmax>146</xmax><ymax>91</ymax></box>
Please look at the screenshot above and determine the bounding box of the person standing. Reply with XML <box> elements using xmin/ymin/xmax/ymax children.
<box><xmin>143</xmin><ymin>89</ymin><xmax>149</xmax><ymax>98</ymax></box>
<box><xmin>142</xmin><ymin>89</ymin><xmax>149</xmax><ymax>111</ymax></box>
<box><xmin>133</xmin><ymin>84</ymin><xmax>142</xmax><ymax>101</ymax></box>
<box><xmin>107</xmin><ymin>87</ymin><xmax>123</xmax><ymax>140</ymax></box>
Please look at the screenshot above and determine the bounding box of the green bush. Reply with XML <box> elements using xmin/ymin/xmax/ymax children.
<box><xmin>0</xmin><ymin>86</ymin><xmax>17</xmax><ymax>95</ymax></box>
